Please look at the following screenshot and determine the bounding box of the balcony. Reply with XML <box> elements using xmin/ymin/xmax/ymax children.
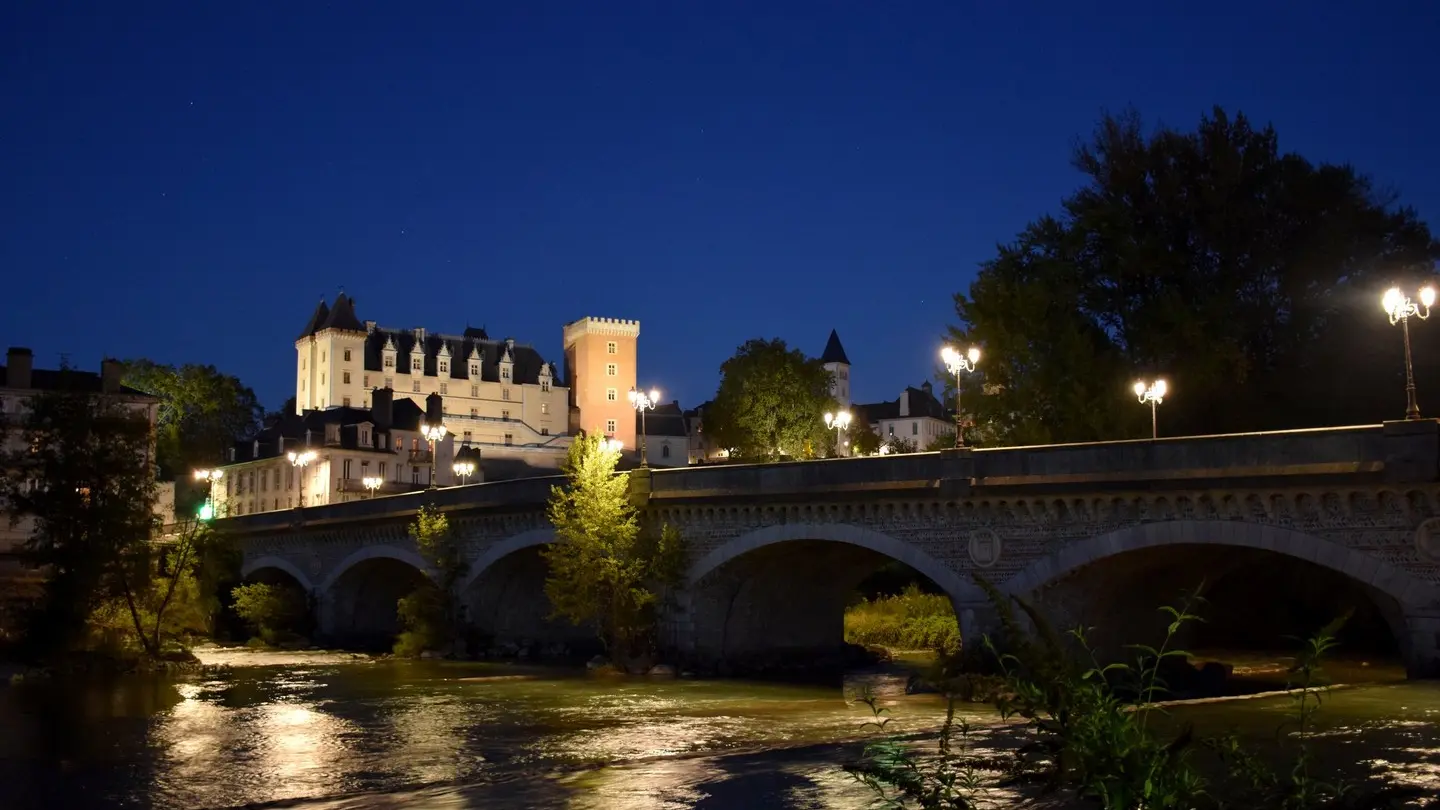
<box><xmin>335</xmin><ymin>478</ymin><xmax>425</xmax><ymax>496</ymax></box>
<box><xmin>407</xmin><ymin>449</ymin><xmax>433</xmax><ymax>463</ymax></box>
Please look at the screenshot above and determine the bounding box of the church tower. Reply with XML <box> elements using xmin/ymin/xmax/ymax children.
<box><xmin>821</xmin><ymin>329</ymin><xmax>851</xmax><ymax>409</ymax></box>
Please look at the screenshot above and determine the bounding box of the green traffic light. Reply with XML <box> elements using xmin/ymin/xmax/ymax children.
<box><xmin>197</xmin><ymin>502</ymin><xmax>215</xmax><ymax>521</ymax></box>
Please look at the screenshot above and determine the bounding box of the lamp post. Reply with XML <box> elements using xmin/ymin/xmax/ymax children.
<box><xmin>940</xmin><ymin>345</ymin><xmax>981</xmax><ymax>448</ymax></box>
<box><xmin>420</xmin><ymin>422</ymin><xmax>447</xmax><ymax>488</ymax></box>
<box><xmin>362</xmin><ymin>476</ymin><xmax>382</xmax><ymax>499</ymax></box>
<box><xmin>823</xmin><ymin>410</ymin><xmax>852</xmax><ymax>457</ymax></box>
<box><xmin>452</xmin><ymin>460</ymin><xmax>476</xmax><ymax>485</ymax></box>
<box><xmin>1133</xmin><ymin>379</ymin><xmax>1167</xmax><ymax>439</ymax></box>
<box><xmin>192</xmin><ymin>468</ymin><xmax>223</xmax><ymax>520</ymax></box>
<box><xmin>287</xmin><ymin>450</ymin><xmax>317</xmax><ymax>507</ymax></box>
<box><xmin>1383</xmin><ymin>285</ymin><xmax>1436</xmax><ymax>420</ymax></box>
<box><xmin>628</xmin><ymin>386</ymin><xmax>660</xmax><ymax>467</ymax></box>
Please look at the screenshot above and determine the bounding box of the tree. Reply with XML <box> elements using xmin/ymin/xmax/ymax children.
<box><xmin>704</xmin><ymin>338</ymin><xmax>836</xmax><ymax>460</ymax></box>
<box><xmin>0</xmin><ymin>371</ymin><xmax>160</xmax><ymax>658</ymax></box>
<box><xmin>922</xmin><ymin>431</ymin><xmax>956</xmax><ymax>452</ymax></box>
<box><xmin>542</xmin><ymin>433</ymin><xmax>686</xmax><ymax>666</ymax></box>
<box><xmin>120</xmin><ymin>360</ymin><xmax>264</xmax><ymax>493</ymax></box>
<box><xmin>883</xmin><ymin>435</ymin><xmax>919</xmax><ymax>455</ymax></box>
<box><xmin>231</xmin><ymin>581</ymin><xmax>306</xmax><ymax>645</ymax></box>
<box><xmin>394</xmin><ymin>505</ymin><xmax>467</xmax><ymax>657</ymax></box>
<box><xmin>849</xmin><ymin>415</ymin><xmax>882</xmax><ymax>456</ymax></box>
<box><xmin>949</xmin><ymin>108</ymin><xmax>1440</xmax><ymax>445</ymax></box>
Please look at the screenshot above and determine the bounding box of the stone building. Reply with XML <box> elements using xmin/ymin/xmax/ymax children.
<box><xmin>858</xmin><ymin>381</ymin><xmax>954</xmax><ymax>449</ymax></box>
<box><xmin>563</xmin><ymin>316</ymin><xmax>640</xmax><ymax>450</ymax></box>
<box><xmin>0</xmin><ymin>348</ymin><xmax>163</xmax><ymax>620</ymax></box>
<box><xmin>214</xmin><ymin>389</ymin><xmax>455</xmax><ymax>516</ymax></box>
<box><xmin>637</xmin><ymin>400</ymin><xmax>690</xmax><ymax>467</ymax></box>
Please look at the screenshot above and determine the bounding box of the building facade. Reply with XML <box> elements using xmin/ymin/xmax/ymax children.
<box><xmin>214</xmin><ymin>389</ymin><xmax>455</xmax><ymax>517</ymax></box>
<box><xmin>563</xmin><ymin>316</ymin><xmax>640</xmax><ymax>451</ymax></box>
<box><xmin>637</xmin><ymin>400</ymin><xmax>689</xmax><ymax>467</ymax></box>
<box><xmin>858</xmin><ymin>381</ymin><xmax>954</xmax><ymax>449</ymax></box>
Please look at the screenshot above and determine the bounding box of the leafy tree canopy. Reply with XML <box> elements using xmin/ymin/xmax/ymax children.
<box><xmin>949</xmin><ymin>107</ymin><xmax>1440</xmax><ymax>444</ymax></box>
<box><xmin>704</xmin><ymin>338</ymin><xmax>836</xmax><ymax>460</ymax></box>
<box><xmin>121</xmin><ymin>360</ymin><xmax>264</xmax><ymax>482</ymax></box>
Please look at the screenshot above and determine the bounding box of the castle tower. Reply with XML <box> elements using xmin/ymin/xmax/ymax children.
<box><xmin>295</xmin><ymin>293</ymin><xmax>368</xmax><ymax>413</ymax></box>
<box><xmin>563</xmin><ymin>317</ymin><xmax>640</xmax><ymax>451</ymax></box>
<box><xmin>821</xmin><ymin>329</ymin><xmax>851</xmax><ymax>409</ymax></box>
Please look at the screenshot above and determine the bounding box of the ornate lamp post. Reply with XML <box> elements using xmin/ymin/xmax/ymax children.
<box><xmin>192</xmin><ymin>468</ymin><xmax>223</xmax><ymax>520</ymax></box>
<box><xmin>1383</xmin><ymin>285</ymin><xmax>1436</xmax><ymax>420</ymax></box>
<box><xmin>601</xmin><ymin>436</ymin><xmax>624</xmax><ymax>455</ymax></box>
<box><xmin>420</xmin><ymin>422</ymin><xmax>447</xmax><ymax>488</ymax></box>
<box><xmin>940</xmin><ymin>345</ymin><xmax>981</xmax><ymax>448</ymax></box>
<box><xmin>287</xmin><ymin>450</ymin><xmax>317</xmax><ymax>507</ymax></box>
<box><xmin>452</xmin><ymin>460</ymin><xmax>476</xmax><ymax>485</ymax></box>
<box><xmin>362</xmin><ymin>475</ymin><xmax>383</xmax><ymax>498</ymax></box>
<box><xmin>1133</xmin><ymin>379</ymin><xmax>1167</xmax><ymax>439</ymax></box>
<box><xmin>628</xmin><ymin>386</ymin><xmax>660</xmax><ymax>467</ymax></box>
<box><xmin>823</xmin><ymin>410</ymin><xmax>852</xmax><ymax>457</ymax></box>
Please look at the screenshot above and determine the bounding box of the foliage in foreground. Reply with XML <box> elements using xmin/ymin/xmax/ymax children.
<box><xmin>231</xmin><ymin>580</ymin><xmax>307</xmax><ymax>646</ymax></box>
<box><xmin>394</xmin><ymin>506</ymin><xmax>467</xmax><ymax>657</ymax></box>
<box><xmin>845</xmin><ymin>586</ymin><xmax>961</xmax><ymax>653</ymax></box>
<box><xmin>542</xmin><ymin>433</ymin><xmax>687</xmax><ymax>665</ymax></box>
<box><xmin>846</xmin><ymin>577</ymin><xmax>1425</xmax><ymax>809</ymax></box>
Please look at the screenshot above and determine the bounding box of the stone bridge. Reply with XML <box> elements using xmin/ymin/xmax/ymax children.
<box><xmin>225</xmin><ymin>421</ymin><xmax>1440</xmax><ymax>677</ymax></box>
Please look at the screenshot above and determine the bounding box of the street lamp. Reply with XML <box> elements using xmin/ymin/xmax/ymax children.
<box><xmin>287</xmin><ymin>450</ymin><xmax>317</xmax><ymax>507</ymax></box>
<box><xmin>193</xmin><ymin>468</ymin><xmax>223</xmax><ymax>519</ymax></box>
<box><xmin>1383</xmin><ymin>285</ymin><xmax>1436</xmax><ymax>420</ymax></box>
<box><xmin>1133</xmin><ymin>379</ymin><xmax>1167</xmax><ymax>439</ymax></box>
<box><xmin>823</xmin><ymin>410</ymin><xmax>852</xmax><ymax>457</ymax></box>
<box><xmin>941</xmin><ymin>345</ymin><xmax>981</xmax><ymax>448</ymax></box>
<box><xmin>601</xmin><ymin>436</ymin><xmax>624</xmax><ymax>455</ymax></box>
<box><xmin>419</xmin><ymin>422</ymin><xmax>447</xmax><ymax>488</ymax></box>
<box><xmin>628</xmin><ymin>386</ymin><xmax>660</xmax><ymax>467</ymax></box>
<box><xmin>362</xmin><ymin>476</ymin><xmax>383</xmax><ymax>498</ymax></box>
<box><xmin>452</xmin><ymin>460</ymin><xmax>476</xmax><ymax>485</ymax></box>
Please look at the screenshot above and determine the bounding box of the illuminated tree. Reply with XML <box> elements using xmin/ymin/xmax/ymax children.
<box><xmin>704</xmin><ymin>338</ymin><xmax>836</xmax><ymax>460</ymax></box>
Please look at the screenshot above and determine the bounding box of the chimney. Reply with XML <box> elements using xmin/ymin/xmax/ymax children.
<box><xmin>425</xmin><ymin>391</ymin><xmax>443</xmax><ymax>426</ymax></box>
<box><xmin>371</xmin><ymin>387</ymin><xmax>394</xmax><ymax>429</ymax></box>
<box><xmin>101</xmin><ymin>358</ymin><xmax>123</xmax><ymax>393</ymax></box>
<box><xmin>5</xmin><ymin>347</ymin><xmax>32</xmax><ymax>388</ymax></box>
<box><xmin>899</xmin><ymin>390</ymin><xmax>911</xmax><ymax>417</ymax></box>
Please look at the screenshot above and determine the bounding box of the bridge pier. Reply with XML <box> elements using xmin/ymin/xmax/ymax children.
<box><xmin>1405</xmin><ymin>611</ymin><xmax>1440</xmax><ymax>678</ymax></box>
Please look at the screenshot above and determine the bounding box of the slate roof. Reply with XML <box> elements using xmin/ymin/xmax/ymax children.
<box><xmin>858</xmin><ymin>383</ymin><xmax>950</xmax><ymax>422</ymax></box>
<box><xmin>228</xmin><ymin>396</ymin><xmax>425</xmax><ymax>462</ymax></box>
<box><xmin>820</xmin><ymin>329</ymin><xmax>850</xmax><ymax>365</ymax></box>
<box><xmin>297</xmin><ymin>299</ymin><xmax>331</xmax><ymax>340</ymax></box>
<box><xmin>638</xmin><ymin>401</ymin><xmax>689</xmax><ymax>437</ymax></box>
<box><xmin>0</xmin><ymin>364</ymin><xmax>151</xmax><ymax>398</ymax></box>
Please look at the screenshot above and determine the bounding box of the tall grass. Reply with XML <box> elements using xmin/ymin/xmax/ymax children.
<box><xmin>845</xmin><ymin>585</ymin><xmax>961</xmax><ymax>652</ymax></box>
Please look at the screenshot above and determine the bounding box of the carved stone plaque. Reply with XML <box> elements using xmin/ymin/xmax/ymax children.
<box><xmin>968</xmin><ymin>528</ymin><xmax>1002</xmax><ymax>568</ymax></box>
<box><xmin>1416</xmin><ymin>517</ymin><xmax>1440</xmax><ymax>563</ymax></box>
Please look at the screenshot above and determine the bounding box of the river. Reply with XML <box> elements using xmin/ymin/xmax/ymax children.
<box><xmin>2</xmin><ymin>647</ymin><xmax>1437</xmax><ymax>809</ymax></box>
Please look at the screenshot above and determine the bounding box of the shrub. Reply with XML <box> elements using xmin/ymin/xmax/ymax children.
<box><xmin>845</xmin><ymin>585</ymin><xmax>960</xmax><ymax>652</ymax></box>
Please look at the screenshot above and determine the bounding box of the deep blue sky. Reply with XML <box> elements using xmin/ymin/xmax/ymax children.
<box><xmin>4</xmin><ymin>3</ymin><xmax>1438</xmax><ymax>412</ymax></box>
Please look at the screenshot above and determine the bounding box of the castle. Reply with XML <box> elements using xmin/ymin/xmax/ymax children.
<box><xmin>294</xmin><ymin>294</ymin><xmax>638</xmax><ymax>467</ymax></box>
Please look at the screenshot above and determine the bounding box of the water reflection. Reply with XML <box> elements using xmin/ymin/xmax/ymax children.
<box><xmin>1</xmin><ymin>649</ymin><xmax>1437</xmax><ymax>810</ymax></box>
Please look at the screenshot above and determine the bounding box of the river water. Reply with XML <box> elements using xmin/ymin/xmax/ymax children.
<box><xmin>2</xmin><ymin>647</ymin><xmax>1437</xmax><ymax>809</ymax></box>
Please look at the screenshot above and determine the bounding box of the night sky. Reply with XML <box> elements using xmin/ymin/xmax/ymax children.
<box><xmin>4</xmin><ymin>3</ymin><xmax>1438</xmax><ymax>413</ymax></box>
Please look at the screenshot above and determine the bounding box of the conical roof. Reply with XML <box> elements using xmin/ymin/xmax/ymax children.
<box><xmin>321</xmin><ymin>293</ymin><xmax>366</xmax><ymax>332</ymax></box>
<box><xmin>820</xmin><ymin>329</ymin><xmax>850</xmax><ymax>365</ymax></box>
<box><xmin>297</xmin><ymin>299</ymin><xmax>330</xmax><ymax>339</ymax></box>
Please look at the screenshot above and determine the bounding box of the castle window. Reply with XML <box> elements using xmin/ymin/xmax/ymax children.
<box><xmin>301</xmin><ymin>358</ymin><xmax>306</xmax><ymax>370</ymax></box>
<box><xmin>344</xmin><ymin>349</ymin><xmax>352</xmax><ymax>362</ymax></box>
<box><xmin>439</xmin><ymin>360</ymin><xmax>449</xmax><ymax>373</ymax></box>
<box><xmin>413</xmin><ymin>381</ymin><xmax>421</xmax><ymax>393</ymax></box>
<box><xmin>503</xmin><ymin>389</ymin><xmax>510</xmax><ymax>401</ymax></box>
<box><xmin>607</xmin><ymin>341</ymin><xmax>617</xmax><ymax>354</ymax></box>
<box><xmin>504</xmin><ymin>433</ymin><xmax>513</xmax><ymax>446</ymax></box>
<box><xmin>470</xmin><ymin>363</ymin><xmax>478</xmax><ymax>376</ymax></box>
<box><xmin>470</xmin><ymin>408</ymin><xmax>477</xmax><ymax>417</ymax></box>
<box><xmin>343</xmin><ymin>397</ymin><xmax>351</xmax><ymax>407</ymax></box>
<box><xmin>470</xmin><ymin>385</ymin><xmax>479</xmax><ymax>397</ymax></box>
<box><xmin>361</xmin><ymin>429</ymin><xmax>369</xmax><ymax>444</ymax></box>
<box><xmin>364</xmin><ymin>375</ymin><xmax>370</xmax><ymax>388</ymax></box>
<box><xmin>605</xmin><ymin>419</ymin><xmax>617</xmax><ymax>434</ymax></box>
<box><xmin>541</xmin><ymin>402</ymin><xmax>548</xmax><ymax>414</ymax></box>
<box><xmin>321</xmin><ymin>352</ymin><xmax>326</xmax><ymax>362</ymax></box>
<box><xmin>541</xmin><ymin>380</ymin><xmax>550</xmax><ymax>392</ymax></box>
<box><xmin>440</xmin><ymin>383</ymin><xmax>447</xmax><ymax>395</ymax></box>
<box><xmin>412</xmin><ymin>358</ymin><xmax>421</xmax><ymax>371</ymax></box>
<box><xmin>501</xmin><ymin>409</ymin><xmax>509</xmax><ymax>420</ymax></box>
<box><xmin>320</xmin><ymin>373</ymin><xmax>325</xmax><ymax>385</ymax></box>
<box><xmin>662</xmin><ymin>445</ymin><xmax>671</xmax><ymax>459</ymax></box>
<box><xmin>343</xmin><ymin>372</ymin><xmax>351</xmax><ymax>384</ymax></box>
<box><xmin>385</xmin><ymin>377</ymin><xmax>393</xmax><ymax>388</ymax></box>
<box><xmin>606</xmin><ymin>388</ymin><xmax>617</xmax><ymax>402</ymax></box>
<box><xmin>606</xmin><ymin>363</ymin><xmax>617</xmax><ymax>376</ymax></box>
<box><xmin>502</xmin><ymin>366</ymin><xmax>510</xmax><ymax>380</ymax></box>
<box><xmin>541</xmin><ymin>427</ymin><xmax>549</xmax><ymax>436</ymax></box>
<box><xmin>463</xmin><ymin>430</ymin><xmax>472</xmax><ymax>441</ymax></box>
<box><xmin>343</xmin><ymin>459</ymin><xmax>352</xmax><ymax>479</ymax></box>
<box><xmin>385</xmin><ymin>356</ymin><xmax>394</xmax><ymax>368</ymax></box>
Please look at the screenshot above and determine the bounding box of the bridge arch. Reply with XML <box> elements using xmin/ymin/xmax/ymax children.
<box><xmin>240</xmin><ymin>555</ymin><xmax>315</xmax><ymax>593</ymax></box>
<box><xmin>319</xmin><ymin>544</ymin><xmax>434</xmax><ymax>648</ymax></box>
<box><xmin>458</xmin><ymin>528</ymin><xmax>584</xmax><ymax>650</ymax></box>
<box><xmin>686</xmin><ymin>522</ymin><xmax>980</xmax><ymax>668</ymax></box>
<box><xmin>458</xmin><ymin>528</ymin><xmax>555</xmax><ymax>596</ymax></box>
<box><xmin>999</xmin><ymin>519</ymin><xmax>1438</xmax><ymax>674</ymax></box>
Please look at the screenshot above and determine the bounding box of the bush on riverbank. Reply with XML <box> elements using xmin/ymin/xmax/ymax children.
<box><xmin>844</xmin><ymin>585</ymin><xmax>960</xmax><ymax>653</ymax></box>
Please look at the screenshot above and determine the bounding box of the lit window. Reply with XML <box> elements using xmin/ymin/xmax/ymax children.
<box><xmin>606</xmin><ymin>363</ymin><xmax>617</xmax><ymax>376</ymax></box>
<box><xmin>605</xmin><ymin>419</ymin><xmax>617</xmax><ymax>434</ymax></box>
<box><xmin>607</xmin><ymin>341</ymin><xmax>617</xmax><ymax>354</ymax></box>
<box><xmin>607</xmin><ymin>388</ymin><xmax>617</xmax><ymax>402</ymax></box>
<box><xmin>541</xmin><ymin>402</ymin><xmax>548</xmax><ymax>414</ymax></box>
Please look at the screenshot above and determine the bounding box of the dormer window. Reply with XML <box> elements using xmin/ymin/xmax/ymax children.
<box><xmin>502</xmin><ymin>366</ymin><xmax>511</xmax><ymax>380</ymax></box>
<box><xmin>439</xmin><ymin>360</ymin><xmax>448</xmax><ymax>373</ymax></box>
<box><xmin>411</xmin><ymin>357</ymin><xmax>421</xmax><ymax>371</ymax></box>
<box><xmin>385</xmin><ymin>356</ymin><xmax>394</xmax><ymax>368</ymax></box>
<box><xmin>541</xmin><ymin>380</ymin><xmax>550</xmax><ymax>392</ymax></box>
<box><xmin>470</xmin><ymin>363</ymin><xmax>478</xmax><ymax>376</ymax></box>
